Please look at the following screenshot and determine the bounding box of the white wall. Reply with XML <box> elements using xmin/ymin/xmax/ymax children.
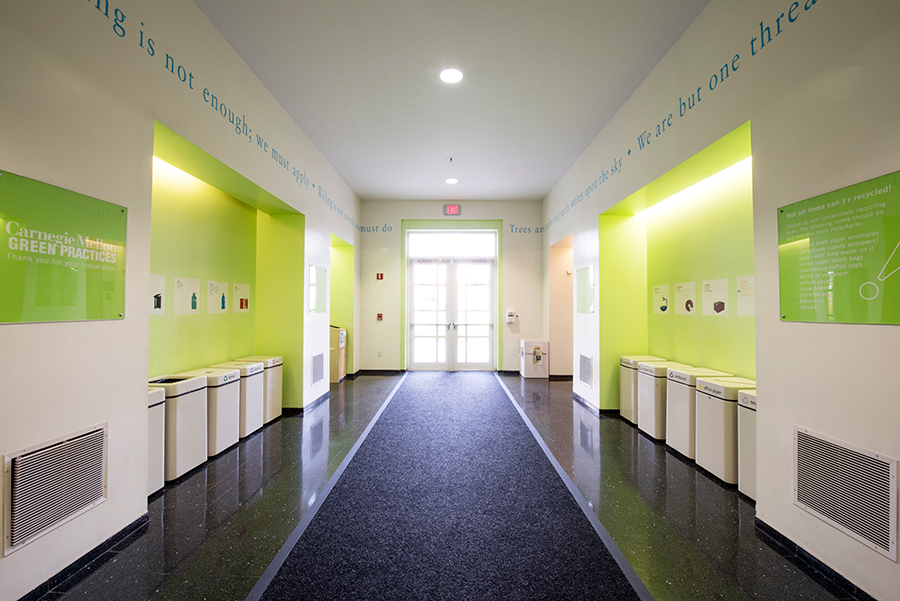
<box><xmin>548</xmin><ymin>243</ymin><xmax>573</xmax><ymax>375</ymax></box>
<box><xmin>0</xmin><ymin>2</ymin><xmax>361</xmax><ymax>599</ymax></box>
<box><xmin>541</xmin><ymin>1</ymin><xmax>900</xmax><ymax>598</ymax></box>
<box><xmin>359</xmin><ymin>199</ymin><xmax>543</xmax><ymax>371</ymax></box>
<box><xmin>304</xmin><ymin>218</ymin><xmax>333</xmax><ymax>405</ymax></box>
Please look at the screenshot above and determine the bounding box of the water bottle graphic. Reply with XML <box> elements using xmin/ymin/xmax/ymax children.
<box><xmin>221</xmin><ymin>293</ymin><xmax>226</xmax><ymax>310</ymax></box>
<box><xmin>860</xmin><ymin>236</ymin><xmax>900</xmax><ymax>300</ymax></box>
<box><xmin>191</xmin><ymin>292</ymin><xmax>197</xmax><ymax>310</ymax></box>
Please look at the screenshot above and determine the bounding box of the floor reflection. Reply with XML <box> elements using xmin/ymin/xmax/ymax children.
<box><xmin>500</xmin><ymin>374</ymin><xmax>839</xmax><ymax>601</ymax></box>
<box><xmin>43</xmin><ymin>375</ymin><xmax>402</xmax><ymax>601</ymax></box>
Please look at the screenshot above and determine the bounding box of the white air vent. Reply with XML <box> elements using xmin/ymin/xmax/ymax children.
<box><xmin>4</xmin><ymin>426</ymin><xmax>107</xmax><ymax>556</ymax></box>
<box><xmin>579</xmin><ymin>355</ymin><xmax>593</xmax><ymax>388</ymax></box>
<box><xmin>312</xmin><ymin>353</ymin><xmax>325</xmax><ymax>384</ymax></box>
<box><xmin>794</xmin><ymin>427</ymin><xmax>897</xmax><ymax>561</ymax></box>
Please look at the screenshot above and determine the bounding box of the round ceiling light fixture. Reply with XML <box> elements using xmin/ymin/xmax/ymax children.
<box><xmin>440</xmin><ymin>68</ymin><xmax>463</xmax><ymax>84</ymax></box>
<box><xmin>446</xmin><ymin>178</ymin><xmax>458</xmax><ymax>185</ymax></box>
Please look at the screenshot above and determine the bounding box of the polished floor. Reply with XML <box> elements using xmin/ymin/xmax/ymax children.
<box><xmin>37</xmin><ymin>374</ymin><xmax>844</xmax><ymax>601</ymax></box>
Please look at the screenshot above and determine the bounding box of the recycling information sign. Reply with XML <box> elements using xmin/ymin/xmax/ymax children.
<box><xmin>778</xmin><ymin>170</ymin><xmax>900</xmax><ymax>325</ymax></box>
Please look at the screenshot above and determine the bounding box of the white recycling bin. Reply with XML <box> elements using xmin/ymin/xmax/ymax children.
<box><xmin>619</xmin><ymin>355</ymin><xmax>665</xmax><ymax>424</ymax></box>
<box><xmin>177</xmin><ymin>367</ymin><xmax>241</xmax><ymax>457</ymax></box>
<box><xmin>211</xmin><ymin>361</ymin><xmax>265</xmax><ymax>438</ymax></box>
<box><xmin>520</xmin><ymin>339</ymin><xmax>549</xmax><ymax>378</ymax></box>
<box><xmin>666</xmin><ymin>367</ymin><xmax>732</xmax><ymax>459</ymax></box>
<box><xmin>738</xmin><ymin>389</ymin><xmax>757</xmax><ymax>500</ymax></box>
<box><xmin>695</xmin><ymin>376</ymin><xmax>756</xmax><ymax>484</ymax></box>
<box><xmin>637</xmin><ymin>361</ymin><xmax>692</xmax><ymax>440</ymax></box>
<box><xmin>147</xmin><ymin>387</ymin><xmax>166</xmax><ymax>495</ymax></box>
<box><xmin>148</xmin><ymin>374</ymin><xmax>208</xmax><ymax>481</ymax></box>
<box><xmin>237</xmin><ymin>355</ymin><xmax>284</xmax><ymax>423</ymax></box>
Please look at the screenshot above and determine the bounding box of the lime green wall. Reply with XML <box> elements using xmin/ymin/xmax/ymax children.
<box><xmin>151</xmin><ymin>123</ymin><xmax>306</xmax><ymax>405</ymax></box>
<box><xmin>596</xmin><ymin>122</ymin><xmax>754</xmax><ymax>408</ymax></box>
<box><xmin>256</xmin><ymin>213</ymin><xmax>306</xmax><ymax>408</ymax></box>
<box><xmin>597</xmin><ymin>214</ymin><xmax>648</xmax><ymax>409</ymax></box>
<box><xmin>646</xmin><ymin>162</ymin><xmax>755</xmax><ymax>378</ymax></box>
<box><xmin>149</xmin><ymin>164</ymin><xmax>257</xmax><ymax>375</ymax></box>
<box><xmin>400</xmin><ymin>219</ymin><xmax>504</xmax><ymax>370</ymax></box>
<box><xmin>330</xmin><ymin>234</ymin><xmax>355</xmax><ymax>374</ymax></box>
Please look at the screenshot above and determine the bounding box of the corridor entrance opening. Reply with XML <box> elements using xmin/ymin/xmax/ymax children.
<box><xmin>406</xmin><ymin>230</ymin><xmax>497</xmax><ymax>371</ymax></box>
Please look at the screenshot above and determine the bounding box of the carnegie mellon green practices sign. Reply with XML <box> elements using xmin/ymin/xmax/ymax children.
<box><xmin>0</xmin><ymin>171</ymin><xmax>127</xmax><ymax>324</ymax></box>
<box><xmin>778</xmin><ymin>170</ymin><xmax>900</xmax><ymax>325</ymax></box>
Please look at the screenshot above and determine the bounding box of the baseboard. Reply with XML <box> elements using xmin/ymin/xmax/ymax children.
<box><xmin>572</xmin><ymin>392</ymin><xmax>600</xmax><ymax>417</ymax></box>
<box><xmin>549</xmin><ymin>374</ymin><xmax>573</xmax><ymax>381</ymax></box>
<box><xmin>18</xmin><ymin>514</ymin><xmax>149</xmax><ymax>601</ymax></box>
<box><xmin>755</xmin><ymin>519</ymin><xmax>877</xmax><ymax>601</ymax></box>
<box><xmin>356</xmin><ymin>369</ymin><xmax>406</xmax><ymax>377</ymax></box>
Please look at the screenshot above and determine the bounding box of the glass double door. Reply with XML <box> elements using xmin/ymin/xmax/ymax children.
<box><xmin>409</xmin><ymin>259</ymin><xmax>494</xmax><ymax>371</ymax></box>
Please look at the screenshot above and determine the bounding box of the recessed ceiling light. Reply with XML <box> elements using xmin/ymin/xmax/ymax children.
<box><xmin>440</xmin><ymin>68</ymin><xmax>463</xmax><ymax>84</ymax></box>
<box><xmin>446</xmin><ymin>178</ymin><xmax>458</xmax><ymax>185</ymax></box>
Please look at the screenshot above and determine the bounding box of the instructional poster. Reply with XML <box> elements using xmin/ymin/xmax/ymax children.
<box><xmin>674</xmin><ymin>282</ymin><xmax>696</xmax><ymax>316</ymax></box>
<box><xmin>652</xmin><ymin>284</ymin><xmax>670</xmax><ymax>314</ymax></box>
<box><xmin>174</xmin><ymin>276</ymin><xmax>200</xmax><ymax>315</ymax></box>
<box><xmin>702</xmin><ymin>278</ymin><xmax>729</xmax><ymax>316</ymax></box>
<box><xmin>207</xmin><ymin>280</ymin><xmax>227</xmax><ymax>314</ymax></box>
<box><xmin>778</xmin><ymin>170</ymin><xmax>900</xmax><ymax>324</ymax></box>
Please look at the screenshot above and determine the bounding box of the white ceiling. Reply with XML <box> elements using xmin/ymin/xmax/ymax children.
<box><xmin>193</xmin><ymin>1</ymin><xmax>711</xmax><ymax>202</ymax></box>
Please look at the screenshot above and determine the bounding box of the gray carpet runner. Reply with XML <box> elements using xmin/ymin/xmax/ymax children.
<box><xmin>258</xmin><ymin>371</ymin><xmax>642</xmax><ymax>600</ymax></box>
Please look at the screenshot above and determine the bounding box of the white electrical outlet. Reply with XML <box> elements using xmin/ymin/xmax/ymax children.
<box><xmin>377</xmin><ymin>351</ymin><xmax>382</xmax><ymax>357</ymax></box>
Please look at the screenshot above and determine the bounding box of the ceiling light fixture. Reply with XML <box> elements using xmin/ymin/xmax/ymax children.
<box><xmin>440</xmin><ymin>68</ymin><xmax>463</xmax><ymax>84</ymax></box>
<box><xmin>446</xmin><ymin>178</ymin><xmax>458</xmax><ymax>185</ymax></box>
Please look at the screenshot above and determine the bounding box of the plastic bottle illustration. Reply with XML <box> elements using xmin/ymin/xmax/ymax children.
<box><xmin>191</xmin><ymin>292</ymin><xmax>197</xmax><ymax>310</ymax></box>
<box><xmin>221</xmin><ymin>293</ymin><xmax>226</xmax><ymax>310</ymax></box>
<box><xmin>860</xmin><ymin>236</ymin><xmax>900</xmax><ymax>300</ymax></box>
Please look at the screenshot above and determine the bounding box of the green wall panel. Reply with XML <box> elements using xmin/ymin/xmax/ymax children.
<box><xmin>256</xmin><ymin>213</ymin><xmax>306</xmax><ymax>408</ymax></box>
<box><xmin>598</xmin><ymin>214</ymin><xmax>648</xmax><ymax>410</ymax></box>
<box><xmin>330</xmin><ymin>234</ymin><xmax>355</xmax><ymax>374</ymax></box>
<box><xmin>645</xmin><ymin>160</ymin><xmax>755</xmax><ymax>378</ymax></box>
<box><xmin>149</xmin><ymin>162</ymin><xmax>257</xmax><ymax>376</ymax></box>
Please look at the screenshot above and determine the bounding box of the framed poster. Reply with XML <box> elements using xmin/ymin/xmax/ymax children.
<box><xmin>0</xmin><ymin>171</ymin><xmax>127</xmax><ymax>324</ymax></box>
<box><xmin>778</xmin><ymin>170</ymin><xmax>900</xmax><ymax>324</ymax></box>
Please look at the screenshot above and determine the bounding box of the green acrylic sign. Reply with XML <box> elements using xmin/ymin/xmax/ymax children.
<box><xmin>778</xmin><ymin>170</ymin><xmax>900</xmax><ymax>325</ymax></box>
<box><xmin>0</xmin><ymin>171</ymin><xmax>127</xmax><ymax>324</ymax></box>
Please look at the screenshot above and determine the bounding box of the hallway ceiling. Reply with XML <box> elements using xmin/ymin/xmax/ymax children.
<box><xmin>193</xmin><ymin>1</ymin><xmax>711</xmax><ymax>202</ymax></box>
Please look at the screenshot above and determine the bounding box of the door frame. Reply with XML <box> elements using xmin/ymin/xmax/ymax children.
<box><xmin>401</xmin><ymin>220</ymin><xmax>503</xmax><ymax>371</ymax></box>
<box><xmin>408</xmin><ymin>258</ymin><xmax>496</xmax><ymax>371</ymax></box>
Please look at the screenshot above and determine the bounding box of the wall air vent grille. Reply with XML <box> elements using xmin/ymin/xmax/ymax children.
<box><xmin>312</xmin><ymin>353</ymin><xmax>325</xmax><ymax>384</ymax></box>
<box><xmin>579</xmin><ymin>355</ymin><xmax>593</xmax><ymax>388</ymax></box>
<box><xmin>794</xmin><ymin>427</ymin><xmax>897</xmax><ymax>561</ymax></box>
<box><xmin>5</xmin><ymin>427</ymin><xmax>107</xmax><ymax>555</ymax></box>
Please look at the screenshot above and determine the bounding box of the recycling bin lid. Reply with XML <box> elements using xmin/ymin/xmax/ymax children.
<box><xmin>177</xmin><ymin>367</ymin><xmax>240</xmax><ymax>387</ymax></box>
<box><xmin>738</xmin><ymin>389</ymin><xmax>757</xmax><ymax>410</ymax></box>
<box><xmin>237</xmin><ymin>355</ymin><xmax>283</xmax><ymax>368</ymax></box>
<box><xmin>668</xmin><ymin>367</ymin><xmax>733</xmax><ymax>386</ymax></box>
<box><xmin>696</xmin><ymin>377</ymin><xmax>757</xmax><ymax>401</ymax></box>
<box><xmin>148</xmin><ymin>374</ymin><xmax>206</xmax><ymax>397</ymax></box>
<box><xmin>638</xmin><ymin>361</ymin><xmax>691</xmax><ymax>377</ymax></box>
<box><xmin>620</xmin><ymin>355</ymin><xmax>666</xmax><ymax>368</ymax></box>
<box><xmin>211</xmin><ymin>361</ymin><xmax>264</xmax><ymax>377</ymax></box>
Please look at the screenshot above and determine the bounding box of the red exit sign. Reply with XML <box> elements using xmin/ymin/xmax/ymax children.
<box><xmin>443</xmin><ymin>204</ymin><xmax>461</xmax><ymax>216</ymax></box>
